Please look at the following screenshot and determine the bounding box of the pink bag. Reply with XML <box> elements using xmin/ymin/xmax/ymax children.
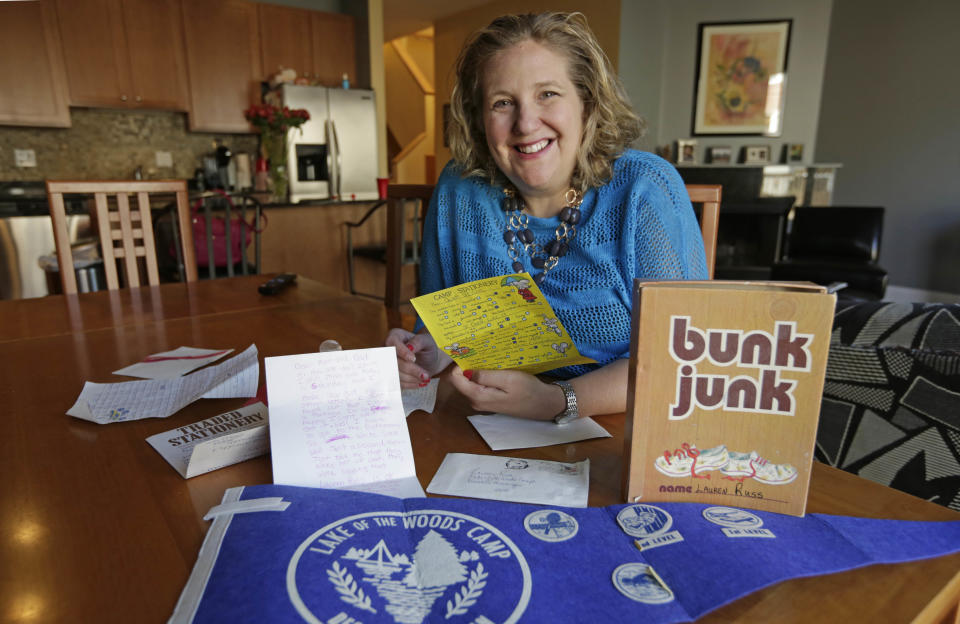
<box><xmin>191</xmin><ymin>190</ymin><xmax>266</xmax><ymax>268</ymax></box>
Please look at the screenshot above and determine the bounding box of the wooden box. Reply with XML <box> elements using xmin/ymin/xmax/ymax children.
<box><xmin>622</xmin><ymin>281</ymin><xmax>836</xmax><ymax>516</ymax></box>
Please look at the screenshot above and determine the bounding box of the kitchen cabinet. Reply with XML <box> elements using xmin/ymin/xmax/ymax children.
<box><xmin>258</xmin><ymin>4</ymin><xmax>356</xmax><ymax>87</ymax></box>
<box><xmin>310</xmin><ymin>11</ymin><xmax>356</xmax><ymax>87</ymax></box>
<box><xmin>0</xmin><ymin>0</ymin><xmax>70</xmax><ymax>127</ymax></box>
<box><xmin>258</xmin><ymin>4</ymin><xmax>313</xmax><ymax>81</ymax></box>
<box><xmin>180</xmin><ymin>0</ymin><xmax>261</xmax><ymax>133</ymax></box>
<box><xmin>55</xmin><ymin>0</ymin><xmax>189</xmax><ymax>111</ymax></box>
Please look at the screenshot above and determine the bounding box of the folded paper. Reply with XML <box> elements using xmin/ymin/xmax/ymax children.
<box><xmin>67</xmin><ymin>345</ymin><xmax>259</xmax><ymax>423</ymax></box>
<box><xmin>113</xmin><ymin>346</ymin><xmax>233</xmax><ymax>379</ymax></box>
<box><xmin>265</xmin><ymin>347</ymin><xmax>424</xmax><ymax>498</ymax></box>
<box><xmin>146</xmin><ymin>402</ymin><xmax>268</xmax><ymax>478</ymax></box>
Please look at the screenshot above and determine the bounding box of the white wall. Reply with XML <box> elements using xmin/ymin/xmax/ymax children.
<box><xmin>815</xmin><ymin>0</ymin><xmax>960</xmax><ymax>292</ymax></box>
<box><xmin>619</xmin><ymin>0</ymin><xmax>833</xmax><ymax>161</ymax></box>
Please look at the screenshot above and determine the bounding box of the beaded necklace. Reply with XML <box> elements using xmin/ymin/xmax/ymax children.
<box><xmin>501</xmin><ymin>187</ymin><xmax>583</xmax><ymax>285</ymax></box>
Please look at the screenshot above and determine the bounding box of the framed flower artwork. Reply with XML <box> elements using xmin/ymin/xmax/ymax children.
<box><xmin>692</xmin><ymin>20</ymin><xmax>792</xmax><ymax>136</ymax></box>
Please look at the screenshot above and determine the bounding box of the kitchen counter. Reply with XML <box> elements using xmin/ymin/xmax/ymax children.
<box><xmin>0</xmin><ymin>182</ymin><xmax>391</xmax><ymax>300</ymax></box>
<box><xmin>0</xmin><ymin>181</ymin><xmax>87</xmax><ymax>216</ymax></box>
<box><xmin>258</xmin><ymin>199</ymin><xmax>389</xmax><ymax>296</ymax></box>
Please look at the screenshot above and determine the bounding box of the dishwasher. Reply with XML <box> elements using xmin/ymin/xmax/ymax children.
<box><xmin>0</xmin><ymin>182</ymin><xmax>97</xmax><ymax>299</ymax></box>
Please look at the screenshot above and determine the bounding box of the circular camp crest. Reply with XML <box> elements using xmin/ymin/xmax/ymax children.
<box><xmin>287</xmin><ymin>510</ymin><xmax>531</xmax><ymax>624</ymax></box>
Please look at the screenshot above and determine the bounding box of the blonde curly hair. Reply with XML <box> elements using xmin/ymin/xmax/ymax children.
<box><xmin>447</xmin><ymin>12</ymin><xmax>644</xmax><ymax>191</ymax></box>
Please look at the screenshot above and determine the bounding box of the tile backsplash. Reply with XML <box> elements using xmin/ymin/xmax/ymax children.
<box><xmin>0</xmin><ymin>108</ymin><xmax>259</xmax><ymax>182</ymax></box>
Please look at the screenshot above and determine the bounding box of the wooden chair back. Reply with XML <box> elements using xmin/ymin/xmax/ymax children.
<box><xmin>380</xmin><ymin>183</ymin><xmax>719</xmax><ymax>326</ymax></box>
<box><xmin>47</xmin><ymin>180</ymin><xmax>198</xmax><ymax>294</ymax></box>
<box><xmin>686</xmin><ymin>184</ymin><xmax>722</xmax><ymax>278</ymax></box>
<box><xmin>384</xmin><ymin>184</ymin><xmax>434</xmax><ymax>329</ymax></box>
<box><xmin>189</xmin><ymin>190</ymin><xmax>264</xmax><ymax>279</ymax></box>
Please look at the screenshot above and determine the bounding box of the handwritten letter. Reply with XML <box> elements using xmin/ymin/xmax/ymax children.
<box><xmin>265</xmin><ymin>348</ymin><xmax>421</xmax><ymax>496</ymax></box>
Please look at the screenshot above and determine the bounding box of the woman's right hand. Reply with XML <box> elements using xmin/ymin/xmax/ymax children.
<box><xmin>385</xmin><ymin>328</ymin><xmax>452</xmax><ymax>388</ymax></box>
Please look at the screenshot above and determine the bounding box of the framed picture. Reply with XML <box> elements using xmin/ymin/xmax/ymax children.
<box><xmin>743</xmin><ymin>145</ymin><xmax>771</xmax><ymax>164</ymax></box>
<box><xmin>785</xmin><ymin>142</ymin><xmax>804</xmax><ymax>162</ymax></box>
<box><xmin>692</xmin><ymin>20</ymin><xmax>792</xmax><ymax>136</ymax></box>
<box><xmin>676</xmin><ymin>139</ymin><xmax>698</xmax><ymax>164</ymax></box>
<box><xmin>708</xmin><ymin>146</ymin><xmax>732</xmax><ymax>164</ymax></box>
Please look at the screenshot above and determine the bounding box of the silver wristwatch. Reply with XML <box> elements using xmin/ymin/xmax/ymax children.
<box><xmin>551</xmin><ymin>380</ymin><xmax>579</xmax><ymax>425</ymax></box>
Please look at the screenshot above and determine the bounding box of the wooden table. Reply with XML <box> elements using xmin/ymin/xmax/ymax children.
<box><xmin>1</xmin><ymin>275</ymin><xmax>957</xmax><ymax>623</ymax></box>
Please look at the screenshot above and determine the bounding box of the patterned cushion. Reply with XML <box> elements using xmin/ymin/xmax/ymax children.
<box><xmin>816</xmin><ymin>301</ymin><xmax>960</xmax><ymax>511</ymax></box>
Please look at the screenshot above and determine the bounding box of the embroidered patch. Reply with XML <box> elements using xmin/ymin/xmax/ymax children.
<box><xmin>612</xmin><ymin>563</ymin><xmax>675</xmax><ymax>604</ymax></box>
<box><xmin>702</xmin><ymin>506</ymin><xmax>763</xmax><ymax>529</ymax></box>
<box><xmin>702</xmin><ymin>506</ymin><xmax>776</xmax><ymax>538</ymax></box>
<box><xmin>287</xmin><ymin>510</ymin><xmax>531</xmax><ymax>623</ymax></box>
<box><xmin>616</xmin><ymin>504</ymin><xmax>673</xmax><ymax>537</ymax></box>
<box><xmin>523</xmin><ymin>509</ymin><xmax>578</xmax><ymax>542</ymax></box>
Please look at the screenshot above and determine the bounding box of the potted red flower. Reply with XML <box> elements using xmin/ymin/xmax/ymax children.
<box><xmin>244</xmin><ymin>104</ymin><xmax>310</xmax><ymax>202</ymax></box>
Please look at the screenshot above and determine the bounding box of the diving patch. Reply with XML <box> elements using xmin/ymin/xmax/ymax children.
<box><xmin>612</xmin><ymin>563</ymin><xmax>675</xmax><ymax>604</ymax></box>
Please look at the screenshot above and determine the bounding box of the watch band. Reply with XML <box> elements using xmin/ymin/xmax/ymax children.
<box><xmin>551</xmin><ymin>380</ymin><xmax>579</xmax><ymax>425</ymax></box>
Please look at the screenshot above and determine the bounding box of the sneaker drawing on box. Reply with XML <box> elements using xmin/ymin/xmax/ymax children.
<box><xmin>719</xmin><ymin>451</ymin><xmax>758</xmax><ymax>480</ymax></box>
<box><xmin>655</xmin><ymin>443</ymin><xmax>728</xmax><ymax>479</ymax></box>
<box><xmin>655</xmin><ymin>444</ymin><xmax>798</xmax><ymax>486</ymax></box>
<box><xmin>720</xmin><ymin>451</ymin><xmax>798</xmax><ymax>485</ymax></box>
<box><xmin>752</xmin><ymin>458</ymin><xmax>798</xmax><ymax>485</ymax></box>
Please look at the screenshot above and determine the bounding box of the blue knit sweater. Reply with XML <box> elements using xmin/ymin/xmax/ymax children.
<box><xmin>419</xmin><ymin>149</ymin><xmax>707</xmax><ymax>378</ymax></box>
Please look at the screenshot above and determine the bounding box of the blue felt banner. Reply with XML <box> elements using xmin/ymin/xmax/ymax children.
<box><xmin>170</xmin><ymin>484</ymin><xmax>960</xmax><ymax>623</ymax></box>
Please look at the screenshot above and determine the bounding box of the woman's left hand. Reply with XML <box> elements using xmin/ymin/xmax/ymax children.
<box><xmin>447</xmin><ymin>366</ymin><xmax>565</xmax><ymax>421</ymax></box>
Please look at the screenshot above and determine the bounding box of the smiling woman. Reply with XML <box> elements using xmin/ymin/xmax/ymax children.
<box><xmin>481</xmin><ymin>40</ymin><xmax>584</xmax><ymax>216</ymax></box>
<box><xmin>384</xmin><ymin>12</ymin><xmax>708</xmax><ymax>423</ymax></box>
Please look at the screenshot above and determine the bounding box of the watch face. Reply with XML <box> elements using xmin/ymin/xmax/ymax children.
<box><xmin>554</xmin><ymin>411</ymin><xmax>578</xmax><ymax>425</ymax></box>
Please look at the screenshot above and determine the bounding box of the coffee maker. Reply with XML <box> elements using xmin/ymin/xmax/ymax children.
<box><xmin>195</xmin><ymin>140</ymin><xmax>234</xmax><ymax>191</ymax></box>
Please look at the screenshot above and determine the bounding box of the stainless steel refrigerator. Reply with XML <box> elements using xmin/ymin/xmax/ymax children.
<box><xmin>281</xmin><ymin>84</ymin><xmax>380</xmax><ymax>203</ymax></box>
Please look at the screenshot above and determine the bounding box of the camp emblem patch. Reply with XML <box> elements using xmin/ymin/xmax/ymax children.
<box><xmin>702</xmin><ymin>506</ymin><xmax>775</xmax><ymax>538</ymax></box>
<box><xmin>612</xmin><ymin>563</ymin><xmax>675</xmax><ymax>604</ymax></box>
<box><xmin>523</xmin><ymin>509</ymin><xmax>578</xmax><ymax>542</ymax></box>
<box><xmin>616</xmin><ymin>504</ymin><xmax>673</xmax><ymax>537</ymax></box>
<box><xmin>702</xmin><ymin>506</ymin><xmax>763</xmax><ymax>528</ymax></box>
<box><xmin>287</xmin><ymin>510</ymin><xmax>531</xmax><ymax>623</ymax></box>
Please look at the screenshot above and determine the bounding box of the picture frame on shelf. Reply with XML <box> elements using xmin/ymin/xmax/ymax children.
<box><xmin>708</xmin><ymin>146</ymin><xmax>733</xmax><ymax>164</ymax></box>
<box><xmin>783</xmin><ymin>143</ymin><xmax>804</xmax><ymax>163</ymax></box>
<box><xmin>677</xmin><ymin>139</ymin><xmax>698</xmax><ymax>164</ymax></box>
<box><xmin>743</xmin><ymin>145</ymin><xmax>771</xmax><ymax>164</ymax></box>
<box><xmin>691</xmin><ymin>20</ymin><xmax>792</xmax><ymax>136</ymax></box>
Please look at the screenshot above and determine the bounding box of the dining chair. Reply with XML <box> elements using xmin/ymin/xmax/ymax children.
<box><xmin>685</xmin><ymin>184</ymin><xmax>722</xmax><ymax>279</ymax></box>
<box><xmin>384</xmin><ymin>184</ymin><xmax>434</xmax><ymax>329</ymax></box>
<box><xmin>188</xmin><ymin>190</ymin><xmax>265</xmax><ymax>279</ymax></box>
<box><xmin>360</xmin><ymin>183</ymin><xmax>719</xmax><ymax>328</ymax></box>
<box><xmin>771</xmin><ymin>205</ymin><xmax>888</xmax><ymax>300</ymax></box>
<box><xmin>47</xmin><ymin>180</ymin><xmax>198</xmax><ymax>294</ymax></box>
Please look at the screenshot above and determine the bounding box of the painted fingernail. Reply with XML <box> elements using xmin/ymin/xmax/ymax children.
<box><xmin>420</xmin><ymin>374</ymin><xmax>429</xmax><ymax>382</ymax></box>
<box><xmin>463</xmin><ymin>370</ymin><xmax>474</xmax><ymax>381</ymax></box>
<box><xmin>406</xmin><ymin>344</ymin><xmax>414</xmax><ymax>351</ymax></box>
<box><xmin>418</xmin><ymin>382</ymin><xmax>427</xmax><ymax>387</ymax></box>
